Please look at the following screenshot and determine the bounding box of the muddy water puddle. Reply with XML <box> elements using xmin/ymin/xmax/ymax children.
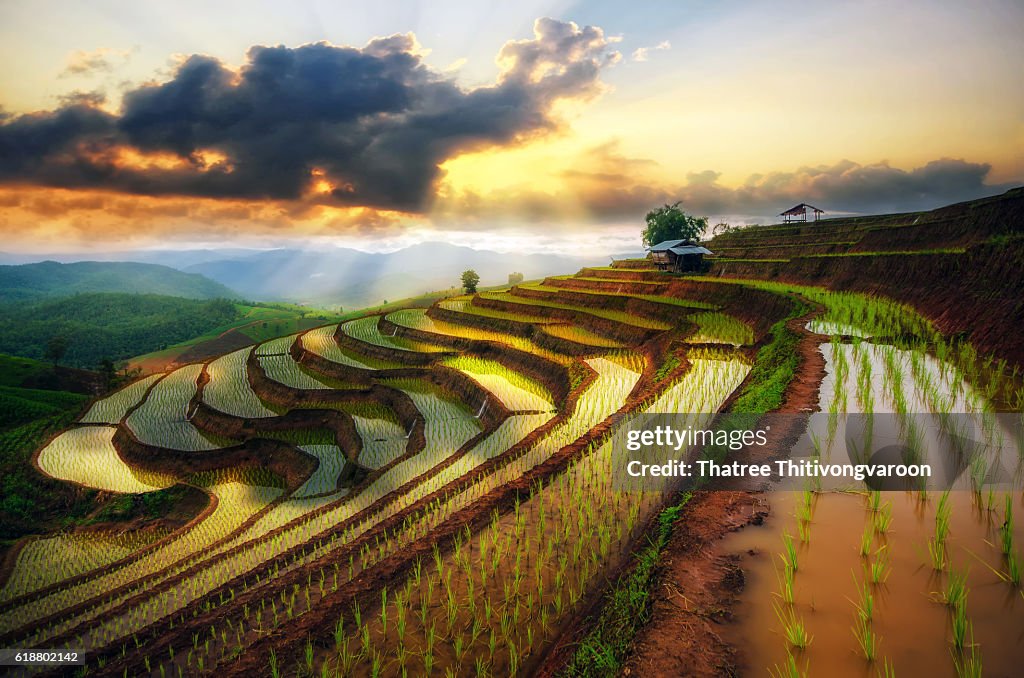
<box><xmin>722</xmin><ymin>489</ymin><xmax>1024</xmax><ymax>676</ymax></box>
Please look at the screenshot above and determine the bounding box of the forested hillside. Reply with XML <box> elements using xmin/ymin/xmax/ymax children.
<box><xmin>0</xmin><ymin>260</ymin><xmax>237</xmax><ymax>303</ymax></box>
<box><xmin>0</xmin><ymin>294</ymin><xmax>240</xmax><ymax>368</ymax></box>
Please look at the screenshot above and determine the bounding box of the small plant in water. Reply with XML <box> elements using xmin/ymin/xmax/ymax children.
<box><xmin>852</xmin><ymin>614</ymin><xmax>879</xmax><ymax>662</ymax></box>
<box><xmin>782</xmin><ymin>530</ymin><xmax>799</xmax><ymax>572</ymax></box>
<box><xmin>768</xmin><ymin>651</ymin><xmax>809</xmax><ymax>678</ymax></box>
<box><xmin>773</xmin><ymin>602</ymin><xmax>812</xmax><ymax>649</ymax></box>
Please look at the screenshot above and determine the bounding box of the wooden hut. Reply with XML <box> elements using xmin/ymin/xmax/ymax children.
<box><xmin>647</xmin><ymin>239</ymin><xmax>713</xmax><ymax>273</ymax></box>
<box><xmin>780</xmin><ymin>203</ymin><xmax>824</xmax><ymax>223</ymax></box>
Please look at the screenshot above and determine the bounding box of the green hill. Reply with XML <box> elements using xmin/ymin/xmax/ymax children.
<box><xmin>0</xmin><ymin>260</ymin><xmax>238</xmax><ymax>303</ymax></box>
<box><xmin>0</xmin><ymin>293</ymin><xmax>242</xmax><ymax>368</ymax></box>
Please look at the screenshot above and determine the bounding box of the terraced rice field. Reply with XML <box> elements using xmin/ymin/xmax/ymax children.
<box><xmin>5</xmin><ymin>256</ymin><xmax>1020</xmax><ymax>678</ymax></box>
<box><xmin>478</xmin><ymin>290</ymin><xmax>674</xmax><ymax>330</ymax></box>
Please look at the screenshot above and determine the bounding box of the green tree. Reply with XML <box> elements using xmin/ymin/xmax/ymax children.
<box><xmin>99</xmin><ymin>358</ymin><xmax>118</xmax><ymax>390</ymax></box>
<box><xmin>461</xmin><ymin>270</ymin><xmax>481</xmax><ymax>293</ymax></box>
<box><xmin>508</xmin><ymin>272</ymin><xmax>525</xmax><ymax>285</ymax></box>
<box><xmin>641</xmin><ymin>202</ymin><xmax>709</xmax><ymax>247</ymax></box>
<box><xmin>45</xmin><ymin>335</ymin><xmax>68</xmax><ymax>366</ymax></box>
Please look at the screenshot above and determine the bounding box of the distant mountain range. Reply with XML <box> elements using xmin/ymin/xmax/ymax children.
<box><xmin>0</xmin><ymin>249</ymin><xmax>266</xmax><ymax>269</ymax></box>
<box><xmin>0</xmin><ymin>242</ymin><xmax>606</xmax><ymax>308</ymax></box>
<box><xmin>0</xmin><ymin>261</ymin><xmax>238</xmax><ymax>303</ymax></box>
<box><xmin>182</xmin><ymin>242</ymin><xmax>598</xmax><ymax>307</ymax></box>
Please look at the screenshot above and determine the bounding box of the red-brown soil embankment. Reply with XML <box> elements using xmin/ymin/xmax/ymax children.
<box><xmin>711</xmin><ymin>240</ymin><xmax>1024</xmax><ymax>365</ymax></box>
<box><xmin>190</xmin><ymin>401</ymin><xmax>363</xmax><ymax>460</ymax></box>
<box><xmin>112</xmin><ymin>426</ymin><xmax>316</xmax><ymax>490</ymax></box>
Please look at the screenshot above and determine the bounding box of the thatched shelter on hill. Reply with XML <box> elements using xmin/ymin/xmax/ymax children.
<box><xmin>780</xmin><ymin>203</ymin><xmax>824</xmax><ymax>223</ymax></box>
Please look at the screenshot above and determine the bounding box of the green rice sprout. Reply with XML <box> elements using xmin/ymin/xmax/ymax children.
<box><xmin>768</xmin><ymin>652</ymin><xmax>808</xmax><ymax>678</ymax></box>
<box><xmin>782</xmin><ymin>530</ymin><xmax>799</xmax><ymax>572</ymax></box>
<box><xmin>773</xmin><ymin>602</ymin><xmax>812</xmax><ymax>649</ymax></box>
<box><xmin>866</xmin><ymin>546</ymin><xmax>892</xmax><ymax>585</ymax></box>
<box><xmin>852</xmin><ymin>614</ymin><xmax>879</xmax><ymax>662</ymax></box>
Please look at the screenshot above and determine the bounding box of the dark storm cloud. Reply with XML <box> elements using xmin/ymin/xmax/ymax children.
<box><xmin>549</xmin><ymin>154</ymin><xmax>1013</xmax><ymax>221</ymax></box>
<box><xmin>438</xmin><ymin>149</ymin><xmax>1014</xmax><ymax>226</ymax></box>
<box><xmin>0</xmin><ymin>20</ymin><xmax>619</xmax><ymax>212</ymax></box>
<box><xmin>706</xmin><ymin>158</ymin><xmax>1010</xmax><ymax>216</ymax></box>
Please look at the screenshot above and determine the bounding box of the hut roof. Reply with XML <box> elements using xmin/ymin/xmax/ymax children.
<box><xmin>648</xmin><ymin>239</ymin><xmax>694</xmax><ymax>251</ymax></box>
<box><xmin>780</xmin><ymin>203</ymin><xmax>824</xmax><ymax>216</ymax></box>
<box><xmin>668</xmin><ymin>245</ymin><xmax>713</xmax><ymax>256</ymax></box>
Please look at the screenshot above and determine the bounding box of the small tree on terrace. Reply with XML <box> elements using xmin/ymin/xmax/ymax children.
<box><xmin>46</xmin><ymin>335</ymin><xmax>68</xmax><ymax>367</ymax></box>
<box><xmin>508</xmin><ymin>272</ymin><xmax>524</xmax><ymax>285</ymax></box>
<box><xmin>461</xmin><ymin>269</ymin><xmax>480</xmax><ymax>294</ymax></box>
<box><xmin>641</xmin><ymin>202</ymin><xmax>709</xmax><ymax>248</ymax></box>
<box><xmin>99</xmin><ymin>358</ymin><xmax>118</xmax><ymax>390</ymax></box>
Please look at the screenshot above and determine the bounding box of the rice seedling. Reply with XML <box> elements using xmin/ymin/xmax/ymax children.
<box><xmin>950</xmin><ymin>602</ymin><xmax>970</xmax><ymax>651</ymax></box>
<box><xmin>850</xmin><ymin>574</ymin><xmax>875</xmax><ymax>622</ymax></box>
<box><xmin>860</xmin><ymin>524</ymin><xmax>875</xmax><ymax>557</ymax></box>
<box><xmin>256</xmin><ymin>336</ymin><xmax>336</xmax><ymax>390</ymax></box>
<box><xmin>928</xmin><ymin>537</ymin><xmax>948</xmax><ymax>571</ymax></box>
<box><xmin>773</xmin><ymin>602</ymin><xmax>812</xmax><ymax>649</ymax></box>
<box><xmin>873</xmin><ymin>502</ymin><xmax>893</xmax><ymax>534</ymax></box>
<box><xmin>852</xmin><ymin>614</ymin><xmax>879</xmax><ymax>662</ymax></box>
<box><xmin>999</xmin><ymin>494</ymin><xmax>1014</xmax><ymax>556</ymax></box>
<box><xmin>951</xmin><ymin>633</ymin><xmax>982</xmax><ymax>678</ymax></box>
<box><xmin>937</xmin><ymin>570</ymin><xmax>969</xmax><ymax>608</ymax></box>
<box><xmin>768</xmin><ymin>652</ymin><xmax>808</xmax><ymax>678</ymax></box>
<box><xmin>935</xmin><ymin>491</ymin><xmax>952</xmax><ymax>542</ymax></box>
<box><xmin>781</xmin><ymin>531</ymin><xmax>799</xmax><ymax>572</ymax></box>
<box><xmin>866</xmin><ymin>546</ymin><xmax>891</xmax><ymax>585</ymax></box>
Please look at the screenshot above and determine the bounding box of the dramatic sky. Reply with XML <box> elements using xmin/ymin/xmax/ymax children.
<box><xmin>0</xmin><ymin>0</ymin><xmax>1021</xmax><ymax>255</ymax></box>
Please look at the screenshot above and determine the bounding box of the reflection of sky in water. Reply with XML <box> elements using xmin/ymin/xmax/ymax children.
<box><xmin>806</xmin><ymin>320</ymin><xmax>873</xmax><ymax>338</ymax></box>
<box><xmin>791</xmin><ymin>341</ymin><xmax>1022</xmax><ymax>491</ymax></box>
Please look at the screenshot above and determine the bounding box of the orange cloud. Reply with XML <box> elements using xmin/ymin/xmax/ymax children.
<box><xmin>0</xmin><ymin>186</ymin><xmax>412</xmax><ymax>251</ymax></box>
